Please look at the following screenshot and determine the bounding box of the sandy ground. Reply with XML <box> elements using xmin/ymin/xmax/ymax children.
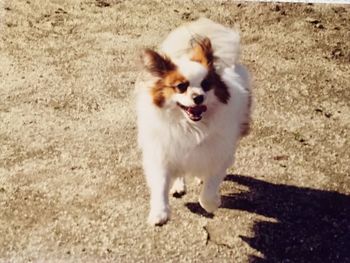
<box><xmin>0</xmin><ymin>1</ymin><xmax>349</xmax><ymax>262</ymax></box>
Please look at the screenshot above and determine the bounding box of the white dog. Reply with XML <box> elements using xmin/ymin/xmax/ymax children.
<box><xmin>136</xmin><ymin>18</ymin><xmax>252</xmax><ymax>225</ymax></box>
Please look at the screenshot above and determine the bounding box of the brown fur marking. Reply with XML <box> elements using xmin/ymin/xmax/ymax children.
<box><xmin>201</xmin><ymin>71</ymin><xmax>230</xmax><ymax>104</ymax></box>
<box><xmin>141</xmin><ymin>48</ymin><xmax>188</xmax><ymax>107</ymax></box>
<box><xmin>191</xmin><ymin>37</ymin><xmax>215</xmax><ymax>69</ymax></box>
<box><xmin>151</xmin><ymin>70</ymin><xmax>188</xmax><ymax>108</ymax></box>
<box><xmin>142</xmin><ymin>49</ymin><xmax>176</xmax><ymax>78</ymax></box>
<box><xmin>212</xmin><ymin>72</ymin><xmax>230</xmax><ymax>104</ymax></box>
<box><xmin>191</xmin><ymin>37</ymin><xmax>230</xmax><ymax>104</ymax></box>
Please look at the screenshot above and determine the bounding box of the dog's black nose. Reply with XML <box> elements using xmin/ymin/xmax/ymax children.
<box><xmin>193</xmin><ymin>95</ymin><xmax>204</xmax><ymax>105</ymax></box>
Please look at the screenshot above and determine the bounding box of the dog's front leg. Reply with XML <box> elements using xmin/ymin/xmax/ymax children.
<box><xmin>144</xmin><ymin>161</ymin><xmax>171</xmax><ymax>226</ymax></box>
<box><xmin>199</xmin><ymin>171</ymin><xmax>226</xmax><ymax>213</ymax></box>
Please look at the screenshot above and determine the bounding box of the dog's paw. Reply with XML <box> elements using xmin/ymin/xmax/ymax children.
<box><xmin>148</xmin><ymin>209</ymin><xmax>170</xmax><ymax>226</ymax></box>
<box><xmin>170</xmin><ymin>177</ymin><xmax>186</xmax><ymax>197</ymax></box>
<box><xmin>199</xmin><ymin>194</ymin><xmax>221</xmax><ymax>213</ymax></box>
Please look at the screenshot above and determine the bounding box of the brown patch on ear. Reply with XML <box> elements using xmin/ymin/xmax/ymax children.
<box><xmin>191</xmin><ymin>37</ymin><xmax>214</xmax><ymax>69</ymax></box>
<box><xmin>141</xmin><ymin>49</ymin><xmax>176</xmax><ymax>77</ymax></box>
<box><xmin>150</xmin><ymin>70</ymin><xmax>188</xmax><ymax>108</ymax></box>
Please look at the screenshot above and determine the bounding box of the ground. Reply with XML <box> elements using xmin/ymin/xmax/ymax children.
<box><xmin>0</xmin><ymin>1</ymin><xmax>349</xmax><ymax>262</ymax></box>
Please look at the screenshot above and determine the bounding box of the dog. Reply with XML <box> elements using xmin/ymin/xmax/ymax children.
<box><xmin>135</xmin><ymin>18</ymin><xmax>252</xmax><ymax>225</ymax></box>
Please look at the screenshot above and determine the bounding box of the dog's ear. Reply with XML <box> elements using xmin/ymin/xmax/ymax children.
<box><xmin>141</xmin><ymin>49</ymin><xmax>176</xmax><ymax>77</ymax></box>
<box><xmin>191</xmin><ymin>37</ymin><xmax>214</xmax><ymax>69</ymax></box>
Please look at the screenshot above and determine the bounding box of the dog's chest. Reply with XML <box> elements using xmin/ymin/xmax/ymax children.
<box><xmin>162</xmin><ymin>123</ymin><xmax>228</xmax><ymax>173</ymax></box>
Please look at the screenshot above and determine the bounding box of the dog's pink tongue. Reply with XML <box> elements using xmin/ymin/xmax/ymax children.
<box><xmin>188</xmin><ymin>105</ymin><xmax>207</xmax><ymax>115</ymax></box>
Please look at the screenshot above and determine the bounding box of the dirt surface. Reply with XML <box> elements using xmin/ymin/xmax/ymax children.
<box><xmin>1</xmin><ymin>1</ymin><xmax>349</xmax><ymax>262</ymax></box>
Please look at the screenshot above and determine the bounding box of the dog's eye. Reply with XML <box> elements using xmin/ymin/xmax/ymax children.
<box><xmin>176</xmin><ymin>82</ymin><xmax>189</xmax><ymax>93</ymax></box>
<box><xmin>201</xmin><ymin>79</ymin><xmax>211</xmax><ymax>91</ymax></box>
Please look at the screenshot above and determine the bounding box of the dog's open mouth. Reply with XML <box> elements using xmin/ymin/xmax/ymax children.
<box><xmin>177</xmin><ymin>103</ymin><xmax>207</xmax><ymax>122</ymax></box>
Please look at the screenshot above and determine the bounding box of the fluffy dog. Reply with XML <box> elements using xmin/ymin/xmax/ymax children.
<box><xmin>136</xmin><ymin>18</ymin><xmax>252</xmax><ymax>225</ymax></box>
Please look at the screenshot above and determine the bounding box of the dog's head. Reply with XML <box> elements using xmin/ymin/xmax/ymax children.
<box><xmin>141</xmin><ymin>38</ymin><xmax>230</xmax><ymax>122</ymax></box>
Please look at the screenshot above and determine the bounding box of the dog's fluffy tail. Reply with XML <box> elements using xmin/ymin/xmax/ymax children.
<box><xmin>160</xmin><ymin>18</ymin><xmax>241</xmax><ymax>73</ymax></box>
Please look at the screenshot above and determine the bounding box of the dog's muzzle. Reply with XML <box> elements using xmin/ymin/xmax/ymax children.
<box><xmin>177</xmin><ymin>103</ymin><xmax>207</xmax><ymax>121</ymax></box>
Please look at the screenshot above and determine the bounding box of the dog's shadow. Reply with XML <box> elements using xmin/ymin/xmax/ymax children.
<box><xmin>186</xmin><ymin>174</ymin><xmax>350</xmax><ymax>262</ymax></box>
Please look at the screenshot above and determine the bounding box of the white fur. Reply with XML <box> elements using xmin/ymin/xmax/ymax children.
<box><xmin>136</xmin><ymin>19</ymin><xmax>251</xmax><ymax>225</ymax></box>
